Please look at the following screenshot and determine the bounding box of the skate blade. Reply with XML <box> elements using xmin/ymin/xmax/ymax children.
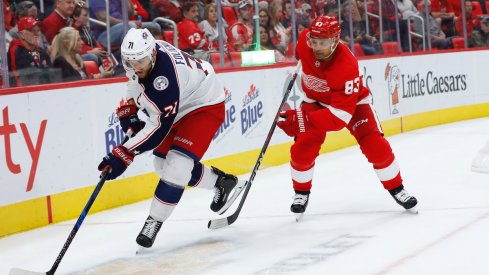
<box><xmin>471</xmin><ymin>166</ymin><xmax>489</xmax><ymax>174</ymax></box>
<box><xmin>406</xmin><ymin>206</ymin><xmax>419</xmax><ymax>214</ymax></box>
<box><xmin>136</xmin><ymin>245</ymin><xmax>146</xmax><ymax>255</ymax></box>
<box><xmin>217</xmin><ymin>180</ymin><xmax>247</xmax><ymax>215</ymax></box>
<box><xmin>295</xmin><ymin>213</ymin><xmax>304</xmax><ymax>222</ymax></box>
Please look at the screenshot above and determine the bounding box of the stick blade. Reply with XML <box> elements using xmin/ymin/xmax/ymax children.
<box><xmin>207</xmin><ymin>217</ymin><xmax>230</xmax><ymax>230</ymax></box>
<box><xmin>10</xmin><ymin>268</ymin><xmax>47</xmax><ymax>275</ymax></box>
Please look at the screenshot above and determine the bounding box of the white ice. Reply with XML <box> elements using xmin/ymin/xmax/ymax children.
<box><xmin>2</xmin><ymin>117</ymin><xmax>489</xmax><ymax>275</ymax></box>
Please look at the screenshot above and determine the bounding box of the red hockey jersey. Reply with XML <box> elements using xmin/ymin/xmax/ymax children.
<box><xmin>295</xmin><ymin>29</ymin><xmax>371</xmax><ymax>132</ymax></box>
<box><xmin>177</xmin><ymin>18</ymin><xmax>209</xmax><ymax>51</ymax></box>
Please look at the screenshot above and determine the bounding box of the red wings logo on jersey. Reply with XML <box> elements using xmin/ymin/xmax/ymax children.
<box><xmin>302</xmin><ymin>73</ymin><xmax>331</xmax><ymax>93</ymax></box>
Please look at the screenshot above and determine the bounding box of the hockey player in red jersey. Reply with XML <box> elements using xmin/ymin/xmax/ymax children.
<box><xmin>97</xmin><ymin>28</ymin><xmax>244</xmax><ymax>250</ymax></box>
<box><xmin>277</xmin><ymin>16</ymin><xmax>418</xmax><ymax>219</ymax></box>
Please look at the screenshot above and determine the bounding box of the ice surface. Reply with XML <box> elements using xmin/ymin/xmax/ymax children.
<box><xmin>2</xmin><ymin>117</ymin><xmax>489</xmax><ymax>275</ymax></box>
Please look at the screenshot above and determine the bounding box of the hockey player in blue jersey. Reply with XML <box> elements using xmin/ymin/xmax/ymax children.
<box><xmin>97</xmin><ymin>28</ymin><xmax>244</xmax><ymax>250</ymax></box>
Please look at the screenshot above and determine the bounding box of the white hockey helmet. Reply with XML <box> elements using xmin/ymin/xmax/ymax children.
<box><xmin>121</xmin><ymin>28</ymin><xmax>156</xmax><ymax>71</ymax></box>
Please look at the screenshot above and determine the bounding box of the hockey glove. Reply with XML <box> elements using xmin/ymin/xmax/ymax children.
<box><xmin>277</xmin><ymin>109</ymin><xmax>310</xmax><ymax>137</ymax></box>
<box><xmin>98</xmin><ymin>145</ymin><xmax>135</xmax><ymax>180</ymax></box>
<box><xmin>117</xmin><ymin>104</ymin><xmax>145</xmax><ymax>137</ymax></box>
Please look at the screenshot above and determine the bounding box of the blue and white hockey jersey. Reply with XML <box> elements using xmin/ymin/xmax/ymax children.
<box><xmin>123</xmin><ymin>41</ymin><xmax>224</xmax><ymax>154</ymax></box>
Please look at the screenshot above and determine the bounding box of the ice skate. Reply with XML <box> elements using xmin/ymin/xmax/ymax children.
<box><xmin>291</xmin><ymin>191</ymin><xmax>310</xmax><ymax>222</ymax></box>
<box><xmin>135</xmin><ymin>216</ymin><xmax>163</xmax><ymax>252</ymax></box>
<box><xmin>389</xmin><ymin>185</ymin><xmax>418</xmax><ymax>214</ymax></box>
<box><xmin>210</xmin><ymin>167</ymin><xmax>246</xmax><ymax>214</ymax></box>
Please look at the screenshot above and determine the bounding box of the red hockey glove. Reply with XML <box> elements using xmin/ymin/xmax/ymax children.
<box><xmin>98</xmin><ymin>145</ymin><xmax>135</xmax><ymax>180</ymax></box>
<box><xmin>117</xmin><ymin>104</ymin><xmax>145</xmax><ymax>137</ymax></box>
<box><xmin>277</xmin><ymin>109</ymin><xmax>310</xmax><ymax>137</ymax></box>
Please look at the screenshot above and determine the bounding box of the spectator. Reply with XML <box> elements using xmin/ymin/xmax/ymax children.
<box><xmin>456</xmin><ymin>0</ymin><xmax>478</xmax><ymax>36</ymax></box>
<box><xmin>139</xmin><ymin>0</ymin><xmax>159</xmax><ymax>20</ymax></box>
<box><xmin>259</xmin><ymin>24</ymin><xmax>286</xmax><ymax>62</ymax></box>
<box><xmin>177</xmin><ymin>1</ymin><xmax>210</xmax><ymax>60</ymax></box>
<box><xmin>9</xmin><ymin>1</ymin><xmax>50</xmax><ymax>49</ymax></box>
<box><xmin>152</xmin><ymin>0</ymin><xmax>183</xmax><ymax>23</ymax></box>
<box><xmin>7</xmin><ymin>17</ymin><xmax>51</xmax><ymax>86</ymax></box>
<box><xmin>397</xmin><ymin>0</ymin><xmax>419</xmax><ymax>20</ymax></box>
<box><xmin>372</xmin><ymin>0</ymin><xmax>410</xmax><ymax>51</ymax></box>
<box><xmin>41</xmin><ymin>0</ymin><xmax>76</xmax><ymax>44</ymax></box>
<box><xmin>198</xmin><ymin>3</ymin><xmax>228</xmax><ymax>52</ymax></box>
<box><xmin>72</xmin><ymin>1</ymin><xmax>106</xmax><ymax>65</ymax></box>
<box><xmin>259</xmin><ymin>8</ymin><xmax>270</xmax><ymax>28</ymax></box>
<box><xmin>9</xmin><ymin>1</ymin><xmax>38</xmax><ymax>38</ymax></box>
<box><xmin>431</xmin><ymin>0</ymin><xmax>456</xmax><ymax>36</ymax></box>
<box><xmin>470</xmin><ymin>15</ymin><xmax>489</xmax><ymax>47</ymax></box>
<box><xmin>50</xmin><ymin>27</ymin><xmax>113</xmax><ymax>81</ymax></box>
<box><xmin>280</xmin><ymin>1</ymin><xmax>293</xmax><ymax>28</ymax></box>
<box><xmin>88</xmin><ymin>0</ymin><xmax>161</xmax><ymax>50</ymax></box>
<box><xmin>414</xmin><ymin>0</ymin><xmax>453</xmax><ymax>49</ymax></box>
<box><xmin>129</xmin><ymin>0</ymin><xmax>149</xmax><ymax>21</ymax></box>
<box><xmin>296</xmin><ymin>19</ymin><xmax>310</xmax><ymax>35</ymax></box>
<box><xmin>300</xmin><ymin>3</ymin><xmax>313</xmax><ymax>23</ymax></box>
<box><xmin>3</xmin><ymin>0</ymin><xmax>15</xmax><ymax>31</ymax></box>
<box><xmin>228</xmin><ymin>0</ymin><xmax>254</xmax><ymax>51</ymax></box>
<box><xmin>268</xmin><ymin>0</ymin><xmax>291</xmax><ymax>53</ymax></box>
<box><xmin>340</xmin><ymin>3</ymin><xmax>383</xmax><ymax>55</ymax></box>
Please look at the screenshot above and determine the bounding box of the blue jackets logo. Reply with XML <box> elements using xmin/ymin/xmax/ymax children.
<box><xmin>241</xmin><ymin>84</ymin><xmax>263</xmax><ymax>135</ymax></box>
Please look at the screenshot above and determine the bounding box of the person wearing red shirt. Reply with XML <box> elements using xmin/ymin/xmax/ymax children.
<box><xmin>129</xmin><ymin>0</ymin><xmax>149</xmax><ymax>21</ymax></box>
<box><xmin>277</xmin><ymin>16</ymin><xmax>418</xmax><ymax>219</ymax></box>
<box><xmin>41</xmin><ymin>0</ymin><xmax>76</xmax><ymax>44</ymax></box>
<box><xmin>456</xmin><ymin>0</ymin><xmax>479</xmax><ymax>36</ymax></box>
<box><xmin>177</xmin><ymin>2</ymin><xmax>210</xmax><ymax>57</ymax></box>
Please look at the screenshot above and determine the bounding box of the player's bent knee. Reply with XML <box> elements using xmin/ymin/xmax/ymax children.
<box><xmin>159</xmin><ymin>150</ymin><xmax>194</xmax><ymax>187</ymax></box>
<box><xmin>359</xmin><ymin>133</ymin><xmax>394</xmax><ymax>166</ymax></box>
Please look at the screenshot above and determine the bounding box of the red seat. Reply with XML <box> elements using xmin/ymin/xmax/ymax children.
<box><xmin>210</xmin><ymin>52</ymin><xmax>242</xmax><ymax>68</ymax></box>
<box><xmin>229</xmin><ymin>51</ymin><xmax>241</xmax><ymax>67</ymax></box>
<box><xmin>83</xmin><ymin>61</ymin><xmax>100</xmax><ymax>78</ymax></box>
<box><xmin>222</xmin><ymin>6</ymin><xmax>237</xmax><ymax>26</ymax></box>
<box><xmin>353</xmin><ymin>43</ymin><xmax>365</xmax><ymax>56</ymax></box>
<box><xmin>210</xmin><ymin>52</ymin><xmax>232</xmax><ymax>68</ymax></box>
<box><xmin>382</xmin><ymin>42</ymin><xmax>399</xmax><ymax>55</ymax></box>
<box><xmin>472</xmin><ymin>1</ymin><xmax>483</xmax><ymax>16</ymax></box>
<box><xmin>164</xmin><ymin>31</ymin><xmax>175</xmax><ymax>45</ymax></box>
<box><xmin>452</xmin><ymin>37</ymin><xmax>465</xmax><ymax>49</ymax></box>
<box><xmin>486</xmin><ymin>2</ymin><xmax>489</xmax><ymax>13</ymax></box>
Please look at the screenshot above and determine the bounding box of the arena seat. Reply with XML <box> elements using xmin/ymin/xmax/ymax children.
<box><xmin>382</xmin><ymin>42</ymin><xmax>399</xmax><ymax>55</ymax></box>
<box><xmin>164</xmin><ymin>31</ymin><xmax>175</xmax><ymax>45</ymax></box>
<box><xmin>83</xmin><ymin>61</ymin><xmax>100</xmax><ymax>78</ymax></box>
<box><xmin>354</xmin><ymin>43</ymin><xmax>365</xmax><ymax>57</ymax></box>
<box><xmin>229</xmin><ymin>51</ymin><xmax>241</xmax><ymax>67</ymax></box>
<box><xmin>210</xmin><ymin>52</ymin><xmax>232</xmax><ymax>68</ymax></box>
<box><xmin>452</xmin><ymin>37</ymin><xmax>466</xmax><ymax>49</ymax></box>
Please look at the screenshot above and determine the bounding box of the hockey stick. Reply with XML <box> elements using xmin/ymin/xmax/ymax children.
<box><xmin>208</xmin><ymin>61</ymin><xmax>302</xmax><ymax>229</ymax></box>
<box><xmin>10</xmin><ymin>168</ymin><xmax>110</xmax><ymax>275</ymax></box>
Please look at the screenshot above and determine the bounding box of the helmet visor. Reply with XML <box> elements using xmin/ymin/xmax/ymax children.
<box><xmin>123</xmin><ymin>56</ymin><xmax>152</xmax><ymax>71</ymax></box>
<box><xmin>306</xmin><ymin>33</ymin><xmax>335</xmax><ymax>51</ymax></box>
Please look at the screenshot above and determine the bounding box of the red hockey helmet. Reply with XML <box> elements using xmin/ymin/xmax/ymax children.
<box><xmin>309</xmin><ymin>15</ymin><xmax>341</xmax><ymax>39</ymax></box>
<box><xmin>307</xmin><ymin>16</ymin><xmax>341</xmax><ymax>59</ymax></box>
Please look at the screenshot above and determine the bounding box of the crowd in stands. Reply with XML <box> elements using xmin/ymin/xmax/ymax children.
<box><xmin>2</xmin><ymin>0</ymin><xmax>489</xmax><ymax>87</ymax></box>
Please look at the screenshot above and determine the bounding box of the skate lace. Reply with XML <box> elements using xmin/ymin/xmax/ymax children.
<box><xmin>394</xmin><ymin>190</ymin><xmax>412</xmax><ymax>203</ymax></box>
<box><xmin>142</xmin><ymin>218</ymin><xmax>161</xmax><ymax>238</ymax></box>
<box><xmin>213</xmin><ymin>186</ymin><xmax>223</xmax><ymax>203</ymax></box>
<box><xmin>292</xmin><ymin>194</ymin><xmax>308</xmax><ymax>205</ymax></box>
